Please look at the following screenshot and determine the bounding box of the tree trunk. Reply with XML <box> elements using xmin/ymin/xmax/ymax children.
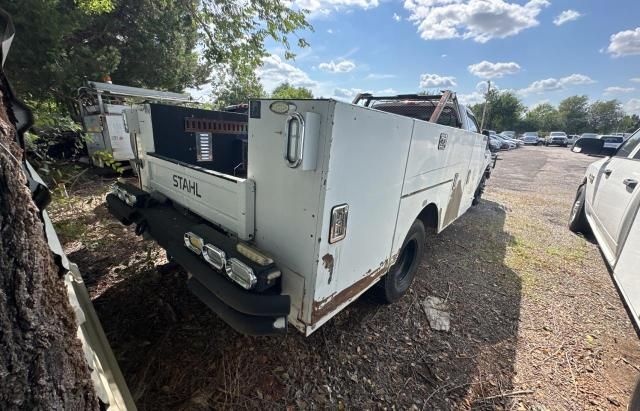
<box><xmin>0</xmin><ymin>80</ymin><xmax>98</xmax><ymax>408</ymax></box>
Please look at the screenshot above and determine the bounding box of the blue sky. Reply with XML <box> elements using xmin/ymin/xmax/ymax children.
<box><xmin>197</xmin><ymin>0</ymin><xmax>640</xmax><ymax>114</ymax></box>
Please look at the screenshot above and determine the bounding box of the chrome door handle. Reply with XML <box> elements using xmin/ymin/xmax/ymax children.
<box><xmin>623</xmin><ymin>178</ymin><xmax>638</xmax><ymax>188</ymax></box>
<box><xmin>604</xmin><ymin>169</ymin><xmax>613</xmax><ymax>176</ymax></box>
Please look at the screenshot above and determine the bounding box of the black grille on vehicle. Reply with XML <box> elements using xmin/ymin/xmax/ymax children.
<box><xmin>372</xmin><ymin>102</ymin><xmax>461</xmax><ymax>128</ymax></box>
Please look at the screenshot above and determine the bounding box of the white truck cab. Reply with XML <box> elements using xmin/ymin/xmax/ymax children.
<box><xmin>107</xmin><ymin>92</ymin><xmax>494</xmax><ymax>335</ymax></box>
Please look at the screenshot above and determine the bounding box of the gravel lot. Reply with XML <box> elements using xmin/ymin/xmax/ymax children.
<box><xmin>50</xmin><ymin>146</ymin><xmax>640</xmax><ymax>410</ymax></box>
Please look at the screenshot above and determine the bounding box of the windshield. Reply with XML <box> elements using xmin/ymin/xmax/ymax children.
<box><xmin>550</xmin><ymin>132</ymin><xmax>566</xmax><ymax>136</ymax></box>
<box><xmin>524</xmin><ymin>132</ymin><xmax>538</xmax><ymax>137</ymax></box>
<box><xmin>601</xmin><ymin>136</ymin><xmax>624</xmax><ymax>143</ymax></box>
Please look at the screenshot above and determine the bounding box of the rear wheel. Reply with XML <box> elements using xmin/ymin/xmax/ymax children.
<box><xmin>378</xmin><ymin>220</ymin><xmax>426</xmax><ymax>303</ymax></box>
<box><xmin>569</xmin><ymin>184</ymin><xmax>591</xmax><ymax>234</ymax></box>
<box><xmin>472</xmin><ymin>176</ymin><xmax>486</xmax><ymax>206</ymax></box>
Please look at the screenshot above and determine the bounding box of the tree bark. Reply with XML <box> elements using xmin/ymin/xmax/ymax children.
<box><xmin>0</xmin><ymin>80</ymin><xmax>98</xmax><ymax>408</ymax></box>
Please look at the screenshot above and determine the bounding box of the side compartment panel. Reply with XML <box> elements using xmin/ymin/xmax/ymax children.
<box><xmin>248</xmin><ymin>100</ymin><xmax>333</xmax><ymax>319</ymax></box>
<box><xmin>310</xmin><ymin>103</ymin><xmax>414</xmax><ymax>327</ymax></box>
<box><xmin>391</xmin><ymin>121</ymin><xmax>479</xmax><ymax>266</ymax></box>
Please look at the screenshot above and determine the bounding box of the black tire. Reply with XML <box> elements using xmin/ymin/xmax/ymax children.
<box><xmin>472</xmin><ymin>176</ymin><xmax>486</xmax><ymax>206</ymax></box>
<box><xmin>568</xmin><ymin>184</ymin><xmax>591</xmax><ymax>234</ymax></box>
<box><xmin>378</xmin><ymin>220</ymin><xmax>426</xmax><ymax>303</ymax></box>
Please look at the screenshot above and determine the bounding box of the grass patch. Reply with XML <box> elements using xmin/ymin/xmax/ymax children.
<box><xmin>53</xmin><ymin>219</ymin><xmax>87</xmax><ymax>242</ymax></box>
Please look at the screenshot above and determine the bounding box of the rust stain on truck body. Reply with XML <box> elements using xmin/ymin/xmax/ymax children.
<box><xmin>322</xmin><ymin>253</ymin><xmax>334</xmax><ymax>284</ymax></box>
<box><xmin>311</xmin><ymin>257</ymin><xmax>393</xmax><ymax>323</ymax></box>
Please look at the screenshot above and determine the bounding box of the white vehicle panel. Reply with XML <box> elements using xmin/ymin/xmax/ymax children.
<box><xmin>147</xmin><ymin>155</ymin><xmax>255</xmax><ymax>241</ymax></box>
<box><xmin>309</xmin><ymin>102</ymin><xmax>414</xmax><ymax>327</ymax></box>
<box><xmin>247</xmin><ymin>100</ymin><xmax>332</xmax><ymax>323</ymax></box>
<box><xmin>104</xmin><ymin>114</ymin><xmax>134</xmax><ymax>161</ymax></box>
<box><xmin>592</xmin><ymin>157</ymin><xmax>639</xmax><ymax>254</ymax></box>
<box><xmin>613</xmin><ymin>199</ymin><xmax>640</xmax><ymax>329</ymax></box>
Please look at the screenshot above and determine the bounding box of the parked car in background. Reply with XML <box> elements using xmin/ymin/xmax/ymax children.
<box><xmin>569</xmin><ymin>130</ymin><xmax>640</xmax><ymax>330</ymax></box>
<box><xmin>490</xmin><ymin>135</ymin><xmax>510</xmax><ymax>150</ymax></box>
<box><xmin>599</xmin><ymin>135</ymin><xmax>625</xmax><ymax>150</ymax></box>
<box><xmin>493</xmin><ymin>134</ymin><xmax>517</xmax><ymax>149</ymax></box>
<box><xmin>545</xmin><ymin>131</ymin><xmax>568</xmax><ymax>147</ymax></box>
<box><xmin>567</xmin><ymin>135</ymin><xmax>579</xmax><ymax>146</ymax></box>
<box><xmin>500</xmin><ymin>131</ymin><xmax>515</xmax><ymax>139</ymax></box>
<box><xmin>580</xmin><ymin>133</ymin><xmax>599</xmax><ymax>140</ymax></box>
<box><xmin>521</xmin><ymin>131</ymin><xmax>542</xmax><ymax>146</ymax></box>
<box><xmin>488</xmin><ymin>137</ymin><xmax>501</xmax><ymax>152</ymax></box>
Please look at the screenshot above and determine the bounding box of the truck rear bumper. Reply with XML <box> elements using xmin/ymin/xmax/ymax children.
<box><xmin>106</xmin><ymin>192</ymin><xmax>290</xmax><ymax>336</ymax></box>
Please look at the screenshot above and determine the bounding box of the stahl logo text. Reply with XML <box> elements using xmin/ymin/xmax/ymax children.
<box><xmin>173</xmin><ymin>175</ymin><xmax>202</xmax><ymax>198</ymax></box>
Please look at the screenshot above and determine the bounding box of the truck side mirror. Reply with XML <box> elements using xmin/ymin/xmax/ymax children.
<box><xmin>571</xmin><ymin>137</ymin><xmax>615</xmax><ymax>156</ymax></box>
<box><xmin>482</xmin><ymin>130</ymin><xmax>491</xmax><ymax>137</ymax></box>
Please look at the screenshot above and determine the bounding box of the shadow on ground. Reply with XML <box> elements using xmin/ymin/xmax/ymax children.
<box><xmin>87</xmin><ymin>199</ymin><xmax>522</xmax><ymax>410</ymax></box>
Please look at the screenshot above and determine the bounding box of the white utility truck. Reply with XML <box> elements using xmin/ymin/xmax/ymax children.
<box><xmin>107</xmin><ymin>92</ymin><xmax>494</xmax><ymax>335</ymax></box>
<box><xmin>78</xmin><ymin>81</ymin><xmax>192</xmax><ymax>167</ymax></box>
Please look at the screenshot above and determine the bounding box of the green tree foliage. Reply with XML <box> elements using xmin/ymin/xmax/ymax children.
<box><xmin>3</xmin><ymin>0</ymin><xmax>310</xmax><ymax>114</ymax></box>
<box><xmin>558</xmin><ymin>95</ymin><xmax>589</xmax><ymax>134</ymax></box>
<box><xmin>487</xmin><ymin>91</ymin><xmax>525</xmax><ymax>131</ymax></box>
<box><xmin>271</xmin><ymin>82</ymin><xmax>314</xmax><ymax>99</ymax></box>
<box><xmin>214</xmin><ymin>76</ymin><xmax>266</xmax><ymax>108</ymax></box>
<box><xmin>588</xmin><ymin>100</ymin><xmax>625</xmax><ymax>134</ymax></box>
<box><xmin>470</xmin><ymin>92</ymin><xmax>637</xmax><ymax>134</ymax></box>
<box><xmin>524</xmin><ymin>103</ymin><xmax>561</xmax><ymax>133</ymax></box>
<box><xmin>617</xmin><ymin>115</ymin><xmax>640</xmax><ymax>133</ymax></box>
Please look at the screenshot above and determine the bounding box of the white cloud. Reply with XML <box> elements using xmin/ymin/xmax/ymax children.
<box><xmin>625</xmin><ymin>98</ymin><xmax>640</xmax><ymax>115</ymax></box>
<box><xmin>607</xmin><ymin>27</ymin><xmax>640</xmax><ymax>57</ymax></box>
<box><xmin>318</xmin><ymin>59</ymin><xmax>356</xmax><ymax>73</ymax></box>
<box><xmin>366</xmin><ymin>73</ymin><xmax>396</xmax><ymax>80</ymax></box>
<box><xmin>327</xmin><ymin>29</ymin><xmax>334</xmax><ymax>34</ymax></box>
<box><xmin>393</xmin><ymin>13</ymin><xmax>401</xmax><ymax>22</ymax></box>
<box><xmin>631</xmin><ymin>78</ymin><xmax>640</xmax><ymax>83</ymax></box>
<box><xmin>604</xmin><ymin>86</ymin><xmax>635</xmax><ymax>95</ymax></box>
<box><xmin>441</xmin><ymin>54</ymin><xmax>447</xmax><ymax>58</ymax></box>
<box><xmin>553</xmin><ymin>10</ymin><xmax>582</xmax><ymax>26</ymax></box>
<box><xmin>333</xmin><ymin>87</ymin><xmax>365</xmax><ymax>100</ymax></box>
<box><xmin>294</xmin><ymin>0</ymin><xmax>379</xmax><ymax>16</ymax></box>
<box><xmin>468</xmin><ymin>60</ymin><xmax>521</xmax><ymax>79</ymax></box>
<box><xmin>520</xmin><ymin>74</ymin><xmax>595</xmax><ymax>95</ymax></box>
<box><xmin>458</xmin><ymin>92</ymin><xmax>485</xmax><ymax>106</ymax></box>
<box><xmin>257</xmin><ymin>54</ymin><xmax>318</xmax><ymax>91</ymax></box>
<box><xmin>419</xmin><ymin>73</ymin><xmax>457</xmax><ymax>88</ymax></box>
<box><xmin>333</xmin><ymin>87</ymin><xmax>398</xmax><ymax>100</ymax></box>
<box><xmin>404</xmin><ymin>0</ymin><xmax>550</xmax><ymax>43</ymax></box>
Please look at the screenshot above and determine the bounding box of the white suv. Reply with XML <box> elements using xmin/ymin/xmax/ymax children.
<box><xmin>546</xmin><ymin>132</ymin><xmax>568</xmax><ymax>147</ymax></box>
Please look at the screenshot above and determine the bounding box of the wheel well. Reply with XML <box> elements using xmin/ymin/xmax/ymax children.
<box><xmin>417</xmin><ymin>203</ymin><xmax>438</xmax><ymax>234</ymax></box>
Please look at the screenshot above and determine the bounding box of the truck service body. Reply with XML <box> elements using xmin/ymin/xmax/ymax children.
<box><xmin>107</xmin><ymin>93</ymin><xmax>493</xmax><ymax>335</ymax></box>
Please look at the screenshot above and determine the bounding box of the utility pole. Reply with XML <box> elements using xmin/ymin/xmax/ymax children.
<box><xmin>480</xmin><ymin>80</ymin><xmax>491</xmax><ymax>131</ymax></box>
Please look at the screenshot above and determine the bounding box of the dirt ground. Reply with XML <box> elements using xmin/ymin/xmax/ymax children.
<box><xmin>49</xmin><ymin>146</ymin><xmax>640</xmax><ymax>410</ymax></box>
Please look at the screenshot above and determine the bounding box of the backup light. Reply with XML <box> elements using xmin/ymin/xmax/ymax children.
<box><xmin>203</xmin><ymin>244</ymin><xmax>226</xmax><ymax>270</ymax></box>
<box><xmin>226</xmin><ymin>258</ymin><xmax>257</xmax><ymax>290</ymax></box>
<box><xmin>184</xmin><ymin>232</ymin><xmax>204</xmax><ymax>255</ymax></box>
<box><xmin>236</xmin><ymin>243</ymin><xmax>273</xmax><ymax>266</ymax></box>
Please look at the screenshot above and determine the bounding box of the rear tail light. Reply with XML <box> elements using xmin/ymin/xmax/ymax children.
<box><xmin>236</xmin><ymin>242</ymin><xmax>273</xmax><ymax>266</ymax></box>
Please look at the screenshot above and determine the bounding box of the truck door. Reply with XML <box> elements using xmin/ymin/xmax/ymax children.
<box><xmin>592</xmin><ymin>132</ymin><xmax>640</xmax><ymax>257</ymax></box>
